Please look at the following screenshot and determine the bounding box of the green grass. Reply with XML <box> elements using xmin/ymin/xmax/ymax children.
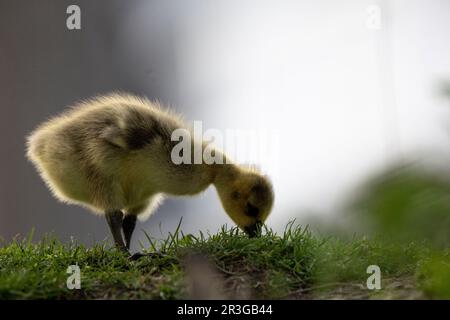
<box><xmin>0</xmin><ymin>222</ymin><xmax>447</xmax><ymax>299</ymax></box>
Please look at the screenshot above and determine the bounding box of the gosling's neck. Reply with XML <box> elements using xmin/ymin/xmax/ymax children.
<box><xmin>210</xmin><ymin>160</ymin><xmax>241</xmax><ymax>189</ymax></box>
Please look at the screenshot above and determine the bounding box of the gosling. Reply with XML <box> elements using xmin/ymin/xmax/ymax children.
<box><xmin>26</xmin><ymin>93</ymin><xmax>274</xmax><ymax>254</ymax></box>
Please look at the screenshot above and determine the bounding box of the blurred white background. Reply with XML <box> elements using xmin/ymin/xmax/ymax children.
<box><xmin>121</xmin><ymin>0</ymin><xmax>450</xmax><ymax>239</ymax></box>
<box><xmin>1</xmin><ymin>0</ymin><xmax>449</xmax><ymax>250</ymax></box>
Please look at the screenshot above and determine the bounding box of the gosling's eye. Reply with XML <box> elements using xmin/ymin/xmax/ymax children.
<box><xmin>231</xmin><ymin>191</ymin><xmax>240</xmax><ymax>200</ymax></box>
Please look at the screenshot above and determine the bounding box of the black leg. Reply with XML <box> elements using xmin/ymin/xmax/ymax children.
<box><xmin>105</xmin><ymin>210</ymin><xmax>126</xmax><ymax>251</ymax></box>
<box><xmin>122</xmin><ymin>214</ymin><xmax>137</xmax><ymax>250</ymax></box>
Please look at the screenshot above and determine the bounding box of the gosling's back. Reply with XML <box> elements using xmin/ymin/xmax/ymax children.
<box><xmin>26</xmin><ymin>93</ymin><xmax>184</xmax><ymax>213</ymax></box>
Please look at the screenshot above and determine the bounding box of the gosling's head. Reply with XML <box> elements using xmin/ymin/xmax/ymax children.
<box><xmin>214</xmin><ymin>165</ymin><xmax>274</xmax><ymax>237</ymax></box>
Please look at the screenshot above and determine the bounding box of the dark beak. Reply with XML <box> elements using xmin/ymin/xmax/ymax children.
<box><xmin>244</xmin><ymin>221</ymin><xmax>263</xmax><ymax>238</ymax></box>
